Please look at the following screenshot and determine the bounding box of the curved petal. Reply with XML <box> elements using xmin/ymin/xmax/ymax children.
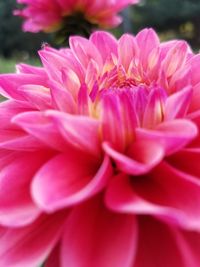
<box><xmin>103</xmin><ymin>140</ymin><xmax>164</xmax><ymax>175</ymax></box>
<box><xmin>136</xmin><ymin>119</ymin><xmax>198</xmax><ymax>155</ymax></box>
<box><xmin>0</xmin><ymin>129</ymin><xmax>46</xmax><ymax>151</ymax></box>
<box><xmin>0</xmin><ymin>73</ymin><xmax>48</xmax><ymax>100</ymax></box>
<box><xmin>106</xmin><ymin>160</ymin><xmax>200</xmax><ymax>231</ymax></box>
<box><xmin>61</xmin><ymin>196</ymin><xmax>138</xmax><ymax>267</ymax></box>
<box><xmin>164</xmin><ymin>86</ymin><xmax>193</xmax><ymax>120</ymax></box>
<box><xmin>46</xmin><ymin>110</ymin><xmax>101</xmax><ymax>156</ymax></box>
<box><xmin>0</xmin><ymin>212</ymin><xmax>66</xmax><ymax>267</ymax></box>
<box><xmin>12</xmin><ymin>111</ymin><xmax>69</xmax><ymax>151</ymax></box>
<box><xmin>0</xmin><ymin>151</ymin><xmax>51</xmax><ymax>227</ymax></box>
<box><xmin>132</xmin><ymin>162</ymin><xmax>200</xmax><ymax>230</ymax></box>
<box><xmin>18</xmin><ymin>84</ymin><xmax>52</xmax><ymax>110</ymax></box>
<box><xmin>32</xmin><ymin>152</ymin><xmax>112</xmax><ymax>212</ymax></box>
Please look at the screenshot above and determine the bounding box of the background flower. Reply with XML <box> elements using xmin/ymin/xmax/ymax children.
<box><xmin>0</xmin><ymin>29</ymin><xmax>200</xmax><ymax>266</ymax></box>
<box><xmin>15</xmin><ymin>0</ymin><xmax>139</xmax><ymax>41</ymax></box>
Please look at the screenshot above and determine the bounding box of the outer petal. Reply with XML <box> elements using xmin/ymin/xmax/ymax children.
<box><xmin>12</xmin><ymin>111</ymin><xmax>69</xmax><ymax>151</ymax></box>
<box><xmin>106</xmin><ymin>160</ymin><xmax>200</xmax><ymax>231</ymax></box>
<box><xmin>32</xmin><ymin>152</ymin><xmax>112</xmax><ymax>212</ymax></box>
<box><xmin>103</xmin><ymin>140</ymin><xmax>164</xmax><ymax>175</ymax></box>
<box><xmin>18</xmin><ymin>84</ymin><xmax>52</xmax><ymax>110</ymax></box>
<box><xmin>132</xmin><ymin>162</ymin><xmax>200</xmax><ymax>230</ymax></box>
<box><xmin>61</xmin><ymin>196</ymin><xmax>138</xmax><ymax>267</ymax></box>
<box><xmin>168</xmin><ymin>148</ymin><xmax>200</xmax><ymax>178</ymax></box>
<box><xmin>0</xmin><ymin>212</ymin><xmax>66</xmax><ymax>267</ymax></box>
<box><xmin>46</xmin><ymin>110</ymin><xmax>101</xmax><ymax>156</ymax></box>
<box><xmin>45</xmin><ymin>243</ymin><xmax>60</xmax><ymax>267</ymax></box>
<box><xmin>0</xmin><ymin>73</ymin><xmax>48</xmax><ymax>100</ymax></box>
<box><xmin>0</xmin><ymin>151</ymin><xmax>51</xmax><ymax>227</ymax></box>
<box><xmin>134</xmin><ymin>217</ymin><xmax>196</xmax><ymax>267</ymax></box>
<box><xmin>136</xmin><ymin>119</ymin><xmax>198</xmax><ymax>155</ymax></box>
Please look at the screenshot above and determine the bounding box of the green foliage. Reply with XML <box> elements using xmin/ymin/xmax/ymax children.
<box><xmin>0</xmin><ymin>56</ymin><xmax>40</xmax><ymax>74</ymax></box>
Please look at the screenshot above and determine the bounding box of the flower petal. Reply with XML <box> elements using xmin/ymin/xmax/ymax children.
<box><xmin>136</xmin><ymin>119</ymin><xmax>198</xmax><ymax>155</ymax></box>
<box><xmin>0</xmin><ymin>213</ymin><xmax>66</xmax><ymax>267</ymax></box>
<box><xmin>32</xmin><ymin>152</ymin><xmax>112</xmax><ymax>212</ymax></box>
<box><xmin>90</xmin><ymin>31</ymin><xmax>117</xmax><ymax>62</ymax></box>
<box><xmin>132</xmin><ymin>162</ymin><xmax>200</xmax><ymax>230</ymax></box>
<box><xmin>165</xmin><ymin>86</ymin><xmax>193</xmax><ymax>120</ymax></box>
<box><xmin>61</xmin><ymin>196</ymin><xmax>138</xmax><ymax>267</ymax></box>
<box><xmin>46</xmin><ymin>110</ymin><xmax>101</xmax><ymax>156</ymax></box>
<box><xmin>12</xmin><ymin>111</ymin><xmax>69</xmax><ymax>151</ymax></box>
<box><xmin>118</xmin><ymin>34</ymin><xmax>138</xmax><ymax>71</ymax></box>
<box><xmin>103</xmin><ymin>140</ymin><xmax>164</xmax><ymax>175</ymax></box>
<box><xmin>134</xmin><ymin>217</ymin><xmax>195</xmax><ymax>267</ymax></box>
<box><xmin>0</xmin><ymin>151</ymin><xmax>51</xmax><ymax>227</ymax></box>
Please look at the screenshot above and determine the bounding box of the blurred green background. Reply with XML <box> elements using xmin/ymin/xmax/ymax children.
<box><xmin>1</xmin><ymin>0</ymin><xmax>200</xmax><ymax>73</ymax></box>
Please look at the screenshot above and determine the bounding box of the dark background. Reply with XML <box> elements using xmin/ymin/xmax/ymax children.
<box><xmin>0</xmin><ymin>0</ymin><xmax>200</xmax><ymax>64</ymax></box>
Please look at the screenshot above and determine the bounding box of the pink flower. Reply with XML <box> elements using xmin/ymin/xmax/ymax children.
<box><xmin>0</xmin><ymin>29</ymin><xmax>200</xmax><ymax>266</ymax></box>
<box><xmin>15</xmin><ymin>0</ymin><xmax>139</xmax><ymax>33</ymax></box>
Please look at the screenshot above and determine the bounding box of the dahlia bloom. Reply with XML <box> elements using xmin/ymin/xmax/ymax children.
<box><xmin>15</xmin><ymin>0</ymin><xmax>139</xmax><ymax>33</ymax></box>
<box><xmin>1</xmin><ymin>29</ymin><xmax>200</xmax><ymax>266</ymax></box>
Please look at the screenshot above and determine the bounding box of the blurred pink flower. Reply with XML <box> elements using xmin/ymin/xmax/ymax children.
<box><xmin>0</xmin><ymin>29</ymin><xmax>200</xmax><ymax>266</ymax></box>
<box><xmin>15</xmin><ymin>0</ymin><xmax>139</xmax><ymax>33</ymax></box>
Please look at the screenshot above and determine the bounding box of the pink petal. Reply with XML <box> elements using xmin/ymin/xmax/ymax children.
<box><xmin>49</xmin><ymin>80</ymin><xmax>76</xmax><ymax>113</ymax></box>
<box><xmin>161</xmin><ymin>41</ymin><xmax>188</xmax><ymax>78</ymax></box>
<box><xmin>18</xmin><ymin>84</ymin><xmax>52</xmax><ymax>110</ymax></box>
<box><xmin>100</xmin><ymin>92</ymin><xmax>125</xmax><ymax>150</ymax></box>
<box><xmin>69</xmin><ymin>36</ymin><xmax>103</xmax><ymax>69</ymax></box>
<box><xmin>32</xmin><ymin>153</ymin><xmax>112</xmax><ymax>212</ymax></box>
<box><xmin>105</xmin><ymin>173</ymin><xmax>188</xmax><ymax>225</ymax></box>
<box><xmin>12</xmin><ymin>111</ymin><xmax>69</xmax><ymax>151</ymax></box>
<box><xmin>0</xmin><ymin>212</ymin><xmax>66</xmax><ymax>267</ymax></box>
<box><xmin>134</xmin><ymin>217</ymin><xmax>194</xmax><ymax>267</ymax></box>
<box><xmin>0</xmin><ymin>73</ymin><xmax>48</xmax><ymax>100</ymax></box>
<box><xmin>0</xmin><ymin>129</ymin><xmax>46</xmax><ymax>151</ymax></box>
<box><xmin>39</xmin><ymin>47</ymin><xmax>84</xmax><ymax>84</ymax></box>
<box><xmin>165</xmin><ymin>86</ymin><xmax>193</xmax><ymax>120</ymax></box>
<box><xmin>61</xmin><ymin>196</ymin><xmax>138</xmax><ymax>267</ymax></box>
<box><xmin>132</xmin><ymin>162</ymin><xmax>200</xmax><ymax>230</ymax></box>
<box><xmin>142</xmin><ymin>87</ymin><xmax>167</xmax><ymax>128</ymax></box>
<box><xmin>0</xmin><ymin>151</ymin><xmax>51</xmax><ymax>227</ymax></box>
<box><xmin>136</xmin><ymin>119</ymin><xmax>198</xmax><ymax>155</ymax></box>
<box><xmin>103</xmin><ymin>140</ymin><xmax>164</xmax><ymax>175</ymax></box>
<box><xmin>45</xmin><ymin>243</ymin><xmax>60</xmax><ymax>267</ymax></box>
<box><xmin>136</xmin><ymin>28</ymin><xmax>160</xmax><ymax>69</ymax></box>
<box><xmin>46</xmin><ymin>110</ymin><xmax>101</xmax><ymax>156</ymax></box>
<box><xmin>180</xmin><ymin>229</ymin><xmax>200</xmax><ymax>265</ymax></box>
<box><xmin>168</xmin><ymin>148</ymin><xmax>200</xmax><ymax>179</ymax></box>
<box><xmin>0</xmin><ymin>100</ymin><xmax>31</xmax><ymax>129</ymax></box>
<box><xmin>16</xmin><ymin>63</ymin><xmax>47</xmax><ymax>76</ymax></box>
<box><xmin>189</xmin><ymin>83</ymin><xmax>200</xmax><ymax>112</ymax></box>
<box><xmin>118</xmin><ymin>34</ymin><xmax>138</xmax><ymax>71</ymax></box>
<box><xmin>90</xmin><ymin>31</ymin><xmax>117</xmax><ymax>62</ymax></box>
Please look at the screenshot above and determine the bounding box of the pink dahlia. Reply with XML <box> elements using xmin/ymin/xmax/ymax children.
<box><xmin>0</xmin><ymin>29</ymin><xmax>200</xmax><ymax>266</ymax></box>
<box><xmin>15</xmin><ymin>0</ymin><xmax>139</xmax><ymax>34</ymax></box>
